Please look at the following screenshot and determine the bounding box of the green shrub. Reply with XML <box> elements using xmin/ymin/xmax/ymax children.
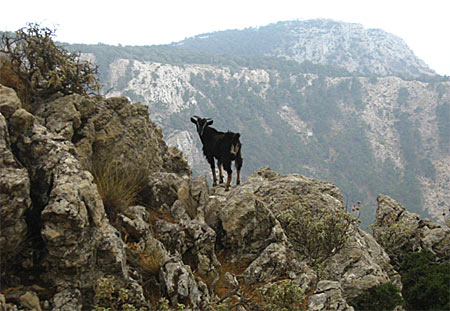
<box><xmin>257</xmin><ymin>279</ymin><xmax>305</xmax><ymax>311</ymax></box>
<box><xmin>279</xmin><ymin>205</ymin><xmax>359</xmax><ymax>267</ymax></box>
<box><xmin>1</xmin><ymin>23</ymin><xmax>100</xmax><ymax>108</ymax></box>
<box><xmin>94</xmin><ymin>276</ymin><xmax>148</xmax><ymax>311</ymax></box>
<box><xmin>348</xmin><ymin>282</ymin><xmax>403</xmax><ymax>311</ymax></box>
<box><xmin>400</xmin><ymin>249</ymin><xmax>450</xmax><ymax>310</ymax></box>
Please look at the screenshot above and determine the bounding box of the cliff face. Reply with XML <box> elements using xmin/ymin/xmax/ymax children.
<box><xmin>1</xmin><ymin>84</ymin><xmax>448</xmax><ymax>310</ymax></box>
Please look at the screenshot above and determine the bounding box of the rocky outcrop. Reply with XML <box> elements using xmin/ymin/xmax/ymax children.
<box><xmin>205</xmin><ymin>167</ymin><xmax>400</xmax><ymax>304</ymax></box>
<box><xmin>308</xmin><ymin>281</ymin><xmax>354</xmax><ymax>311</ymax></box>
<box><xmin>372</xmin><ymin>194</ymin><xmax>450</xmax><ymax>266</ymax></box>
<box><xmin>0</xmin><ymin>90</ymin><xmax>31</xmax><ymax>282</ymax></box>
<box><xmin>35</xmin><ymin>94</ymin><xmax>190</xmax><ymax>176</ymax></box>
<box><xmin>0</xmin><ymin>85</ymin><xmax>189</xmax><ymax>309</ymax></box>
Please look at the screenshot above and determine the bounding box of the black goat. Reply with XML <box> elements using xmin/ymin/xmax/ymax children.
<box><xmin>191</xmin><ymin>116</ymin><xmax>243</xmax><ymax>191</ymax></box>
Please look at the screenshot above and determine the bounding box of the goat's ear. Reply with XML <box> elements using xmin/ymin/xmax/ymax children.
<box><xmin>190</xmin><ymin>117</ymin><xmax>197</xmax><ymax>124</ymax></box>
<box><xmin>207</xmin><ymin>120</ymin><xmax>214</xmax><ymax>125</ymax></box>
<box><xmin>235</xmin><ymin>133</ymin><xmax>240</xmax><ymax>139</ymax></box>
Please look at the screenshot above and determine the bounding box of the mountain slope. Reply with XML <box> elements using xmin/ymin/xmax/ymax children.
<box><xmin>175</xmin><ymin>19</ymin><xmax>435</xmax><ymax>78</ymax></box>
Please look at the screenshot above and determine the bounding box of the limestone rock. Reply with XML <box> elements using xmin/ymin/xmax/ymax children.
<box><xmin>373</xmin><ymin>194</ymin><xmax>450</xmax><ymax>265</ymax></box>
<box><xmin>0</xmin><ymin>113</ymin><xmax>31</xmax><ymax>271</ymax></box>
<box><xmin>308</xmin><ymin>281</ymin><xmax>354</xmax><ymax>311</ymax></box>
<box><xmin>35</xmin><ymin>95</ymin><xmax>190</xmax><ymax>175</ymax></box>
<box><xmin>19</xmin><ymin>291</ymin><xmax>41</xmax><ymax>311</ymax></box>
<box><xmin>207</xmin><ymin>167</ymin><xmax>400</xmax><ymax>301</ymax></box>
<box><xmin>0</xmin><ymin>85</ymin><xmax>21</xmax><ymax>119</ymax></box>
<box><xmin>50</xmin><ymin>289</ymin><xmax>82</xmax><ymax>311</ymax></box>
<box><xmin>0</xmin><ymin>294</ymin><xmax>18</xmax><ymax>311</ymax></box>
<box><xmin>325</xmin><ymin>228</ymin><xmax>401</xmax><ymax>299</ymax></box>
<box><xmin>159</xmin><ymin>257</ymin><xmax>209</xmax><ymax>309</ymax></box>
<box><xmin>243</xmin><ymin>242</ymin><xmax>303</xmax><ymax>284</ymax></box>
<box><xmin>1</xmin><ymin>88</ymin><xmax>134</xmax><ymax>303</ymax></box>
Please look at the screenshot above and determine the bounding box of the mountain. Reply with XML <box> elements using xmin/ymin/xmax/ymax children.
<box><xmin>174</xmin><ymin>19</ymin><xmax>435</xmax><ymax>78</ymax></box>
<box><xmin>66</xmin><ymin>19</ymin><xmax>449</xmax><ymax>228</ymax></box>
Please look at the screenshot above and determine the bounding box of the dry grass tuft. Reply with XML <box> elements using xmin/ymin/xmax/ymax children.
<box><xmin>93</xmin><ymin>159</ymin><xmax>149</xmax><ymax>223</ymax></box>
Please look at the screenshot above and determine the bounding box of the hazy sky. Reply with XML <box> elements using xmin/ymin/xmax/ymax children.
<box><xmin>2</xmin><ymin>0</ymin><xmax>449</xmax><ymax>76</ymax></box>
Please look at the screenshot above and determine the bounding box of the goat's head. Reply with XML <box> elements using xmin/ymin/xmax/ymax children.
<box><xmin>225</xmin><ymin>132</ymin><xmax>241</xmax><ymax>156</ymax></box>
<box><xmin>191</xmin><ymin>116</ymin><xmax>213</xmax><ymax>137</ymax></box>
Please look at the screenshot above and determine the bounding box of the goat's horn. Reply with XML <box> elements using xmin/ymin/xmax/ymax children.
<box><xmin>193</xmin><ymin>115</ymin><xmax>200</xmax><ymax>119</ymax></box>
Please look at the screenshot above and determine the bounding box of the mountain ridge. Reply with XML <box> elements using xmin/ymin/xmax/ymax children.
<box><xmin>174</xmin><ymin>19</ymin><xmax>435</xmax><ymax>78</ymax></box>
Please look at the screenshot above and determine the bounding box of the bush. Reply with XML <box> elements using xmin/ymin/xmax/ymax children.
<box><xmin>257</xmin><ymin>279</ymin><xmax>305</xmax><ymax>311</ymax></box>
<box><xmin>92</xmin><ymin>159</ymin><xmax>149</xmax><ymax>224</ymax></box>
<box><xmin>0</xmin><ymin>23</ymin><xmax>100</xmax><ymax>108</ymax></box>
<box><xmin>400</xmin><ymin>249</ymin><xmax>450</xmax><ymax>310</ymax></box>
<box><xmin>207</xmin><ymin>279</ymin><xmax>305</xmax><ymax>311</ymax></box>
<box><xmin>348</xmin><ymin>282</ymin><xmax>403</xmax><ymax>311</ymax></box>
<box><xmin>279</xmin><ymin>205</ymin><xmax>359</xmax><ymax>267</ymax></box>
<box><xmin>94</xmin><ymin>276</ymin><xmax>148</xmax><ymax>311</ymax></box>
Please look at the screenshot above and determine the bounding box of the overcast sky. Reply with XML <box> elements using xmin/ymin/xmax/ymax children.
<box><xmin>2</xmin><ymin>0</ymin><xmax>449</xmax><ymax>76</ymax></box>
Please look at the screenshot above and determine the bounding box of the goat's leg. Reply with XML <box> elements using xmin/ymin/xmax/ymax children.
<box><xmin>225</xmin><ymin>172</ymin><xmax>232</xmax><ymax>191</ymax></box>
<box><xmin>235</xmin><ymin>152</ymin><xmax>243</xmax><ymax>185</ymax></box>
<box><xmin>212</xmin><ymin>169</ymin><xmax>218</xmax><ymax>186</ymax></box>
<box><xmin>236</xmin><ymin>168</ymin><xmax>241</xmax><ymax>185</ymax></box>
<box><xmin>208</xmin><ymin>157</ymin><xmax>217</xmax><ymax>186</ymax></box>
<box><xmin>223</xmin><ymin>161</ymin><xmax>232</xmax><ymax>191</ymax></box>
<box><xmin>218</xmin><ymin>162</ymin><xmax>224</xmax><ymax>184</ymax></box>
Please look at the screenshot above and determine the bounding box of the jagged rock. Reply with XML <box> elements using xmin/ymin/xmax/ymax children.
<box><xmin>154</xmin><ymin>217</ymin><xmax>220</xmax><ymax>283</ymax></box>
<box><xmin>0</xmin><ymin>88</ymin><xmax>147</xmax><ymax>310</ymax></box>
<box><xmin>243</xmin><ymin>242</ymin><xmax>303</xmax><ymax>284</ymax></box>
<box><xmin>325</xmin><ymin>228</ymin><xmax>401</xmax><ymax>299</ymax></box>
<box><xmin>19</xmin><ymin>291</ymin><xmax>41</xmax><ymax>311</ymax></box>
<box><xmin>146</xmin><ymin>172</ymin><xmax>190</xmax><ymax>210</ymax></box>
<box><xmin>373</xmin><ymin>194</ymin><xmax>450</xmax><ymax>265</ymax></box>
<box><xmin>182</xmin><ymin>219</ymin><xmax>221</xmax><ymax>280</ymax></box>
<box><xmin>247</xmin><ymin>166</ymin><xmax>344</xmax><ymax>216</ymax></box>
<box><xmin>35</xmin><ymin>94</ymin><xmax>84</xmax><ymax>140</ymax></box>
<box><xmin>0</xmin><ymin>85</ymin><xmax>22</xmax><ymax>119</ymax></box>
<box><xmin>0</xmin><ymin>294</ymin><xmax>18</xmax><ymax>311</ymax></box>
<box><xmin>308</xmin><ymin>281</ymin><xmax>354</xmax><ymax>311</ymax></box>
<box><xmin>35</xmin><ymin>95</ymin><xmax>190</xmax><ymax>175</ymax></box>
<box><xmin>50</xmin><ymin>289</ymin><xmax>82</xmax><ymax>311</ymax></box>
<box><xmin>9</xmin><ymin>114</ymin><xmax>128</xmax><ymax>288</ymax></box>
<box><xmin>159</xmin><ymin>257</ymin><xmax>210</xmax><ymax>309</ymax></box>
<box><xmin>207</xmin><ymin>167</ymin><xmax>400</xmax><ymax>300</ymax></box>
<box><xmin>119</xmin><ymin>205</ymin><xmax>152</xmax><ymax>242</ymax></box>
<box><xmin>0</xmin><ymin>113</ymin><xmax>31</xmax><ymax>272</ymax></box>
<box><xmin>145</xmin><ymin>172</ymin><xmax>209</xmax><ymax>221</ymax></box>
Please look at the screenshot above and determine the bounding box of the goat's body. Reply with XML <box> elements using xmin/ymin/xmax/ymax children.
<box><xmin>191</xmin><ymin>117</ymin><xmax>243</xmax><ymax>190</ymax></box>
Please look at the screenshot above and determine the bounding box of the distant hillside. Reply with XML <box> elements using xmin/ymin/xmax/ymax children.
<box><xmin>175</xmin><ymin>19</ymin><xmax>435</xmax><ymax>78</ymax></box>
